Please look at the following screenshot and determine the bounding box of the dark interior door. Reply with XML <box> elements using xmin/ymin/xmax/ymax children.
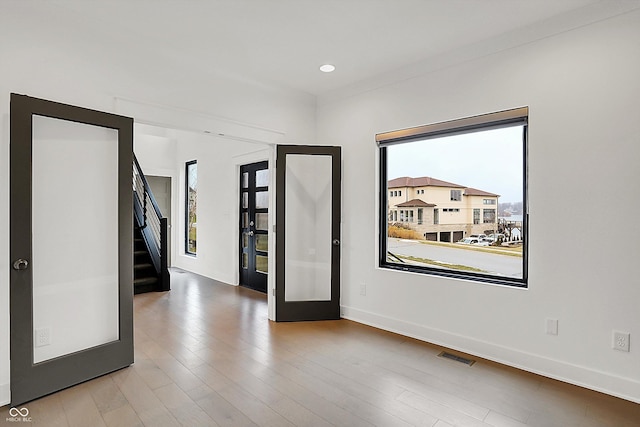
<box><xmin>9</xmin><ymin>94</ymin><xmax>134</xmax><ymax>405</ymax></box>
<box><xmin>275</xmin><ymin>145</ymin><xmax>341</xmax><ymax>321</ymax></box>
<box><xmin>239</xmin><ymin>161</ymin><xmax>269</xmax><ymax>293</ymax></box>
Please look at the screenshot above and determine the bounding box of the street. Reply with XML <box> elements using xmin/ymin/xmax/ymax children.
<box><xmin>387</xmin><ymin>238</ymin><xmax>523</xmax><ymax>278</ymax></box>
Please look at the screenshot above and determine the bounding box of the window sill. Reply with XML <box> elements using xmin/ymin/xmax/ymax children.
<box><xmin>380</xmin><ymin>262</ymin><xmax>527</xmax><ymax>289</ymax></box>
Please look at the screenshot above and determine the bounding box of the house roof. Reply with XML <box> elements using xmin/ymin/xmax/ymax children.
<box><xmin>464</xmin><ymin>187</ymin><xmax>500</xmax><ymax>197</ymax></box>
<box><xmin>395</xmin><ymin>199</ymin><xmax>437</xmax><ymax>208</ymax></box>
<box><xmin>388</xmin><ymin>176</ymin><xmax>499</xmax><ymax>197</ymax></box>
<box><xmin>388</xmin><ymin>176</ymin><xmax>465</xmax><ymax>189</ymax></box>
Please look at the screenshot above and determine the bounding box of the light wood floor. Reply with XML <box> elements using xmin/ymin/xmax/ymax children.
<box><xmin>2</xmin><ymin>269</ymin><xmax>639</xmax><ymax>427</ymax></box>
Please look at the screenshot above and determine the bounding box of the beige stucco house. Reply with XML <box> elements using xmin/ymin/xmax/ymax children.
<box><xmin>388</xmin><ymin>176</ymin><xmax>499</xmax><ymax>242</ymax></box>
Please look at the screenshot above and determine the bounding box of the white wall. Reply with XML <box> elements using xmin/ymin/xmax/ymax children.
<box><xmin>318</xmin><ymin>10</ymin><xmax>640</xmax><ymax>402</ymax></box>
<box><xmin>0</xmin><ymin>18</ymin><xmax>315</xmax><ymax>406</ymax></box>
<box><xmin>166</xmin><ymin>129</ymin><xmax>272</xmax><ymax>285</ymax></box>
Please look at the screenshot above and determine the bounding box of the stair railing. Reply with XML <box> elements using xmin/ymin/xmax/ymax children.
<box><xmin>133</xmin><ymin>155</ymin><xmax>170</xmax><ymax>291</ymax></box>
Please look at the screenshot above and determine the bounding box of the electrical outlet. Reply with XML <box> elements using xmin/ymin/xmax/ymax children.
<box><xmin>546</xmin><ymin>318</ymin><xmax>558</xmax><ymax>335</ymax></box>
<box><xmin>360</xmin><ymin>283</ymin><xmax>366</xmax><ymax>296</ymax></box>
<box><xmin>35</xmin><ymin>327</ymin><xmax>51</xmax><ymax>347</ymax></box>
<box><xmin>613</xmin><ymin>331</ymin><xmax>630</xmax><ymax>352</ymax></box>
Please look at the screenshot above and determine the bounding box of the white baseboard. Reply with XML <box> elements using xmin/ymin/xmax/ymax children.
<box><xmin>341</xmin><ymin>305</ymin><xmax>640</xmax><ymax>404</ymax></box>
<box><xmin>0</xmin><ymin>382</ymin><xmax>9</xmax><ymax>406</ymax></box>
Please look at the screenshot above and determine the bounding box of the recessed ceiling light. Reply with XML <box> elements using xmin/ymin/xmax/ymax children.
<box><xmin>319</xmin><ymin>64</ymin><xmax>336</xmax><ymax>73</ymax></box>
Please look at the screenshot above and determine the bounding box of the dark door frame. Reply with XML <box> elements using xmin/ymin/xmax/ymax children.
<box><xmin>275</xmin><ymin>145</ymin><xmax>341</xmax><ymax>321</ymax></box>
<box><xmin>9</xmin><ymin>93</ymin><xmax>134</xmax><ymax>405</ymax></box>
<box><xmin>239</xmin><ymin>161</ymin><xmax>269</xmax><ymax>293</ymax></box>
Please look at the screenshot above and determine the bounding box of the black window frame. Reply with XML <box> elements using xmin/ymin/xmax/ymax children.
<box><xmin>377</xmin><ymin>107</ymin><xmax>528</xmax><ymax>288</ymax></box>
<box><xmin>185</xmin><ymin>160</ymin><xmax>197</xmax><ymax>256</ymax></box>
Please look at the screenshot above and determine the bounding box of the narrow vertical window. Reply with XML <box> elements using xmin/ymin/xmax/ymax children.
<box><xmin>185</xmin><ymin>160</ymin><xmax>197</xmax><ymax>255</ymax></box>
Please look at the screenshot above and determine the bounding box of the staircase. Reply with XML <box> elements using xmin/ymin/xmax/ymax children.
<box><xmin>134</xmin><ymin>227</ymin><xmax>159</xmax><ymax>294</ymax></box>
<box><xmin>133</xmin><ymin>154</ymin><xmax>170</xmax><ymax>294</ymax></box>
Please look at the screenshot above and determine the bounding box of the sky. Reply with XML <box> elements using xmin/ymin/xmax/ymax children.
<box><xmin>386</xmin><ymin>125</ymin><xmax>524</xmax><ymax>203</ymax></box>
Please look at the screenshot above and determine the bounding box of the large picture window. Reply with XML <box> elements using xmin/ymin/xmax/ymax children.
<box><xmin>378</xmin><ymin>107</ymin><xmax>528</xmax><ymax>287</ymax></box>
<box><xmin>185</xmin><ymin>160</ymin><xmax>197</xmax><ymax>255</ymax></box>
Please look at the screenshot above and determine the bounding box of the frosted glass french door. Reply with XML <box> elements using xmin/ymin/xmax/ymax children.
<box><xmin>10</xmin><ymin>94</ymin><xmax>133</xmax><ymax>405</ymax></box>
<box><xmin>275</xmin><ymin>145</ymin><xmax>341</xmax><ymax>321</ymax></box>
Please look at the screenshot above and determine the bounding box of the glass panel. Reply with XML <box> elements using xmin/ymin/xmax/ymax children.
<box><xmin>256</xmin><ymin>255</ymin><xmax>268</xmax><ymax>274</ymax></box>
<box><xmin>186</xmin><ymin>162</ymin><xmax>197</xmax><ymax>254</ymax></box>
<box><xmin>242</xmin><ymin>172</ymin><xmax>248</xmax><ymax>188</ymax></box>
<box><xmin>285</xmin><ymin>154</ymin><xmax>332</xmax><ymax>301</ymax></box>
<box><xmin>255</xmin><ymin>191</ymin><xmax>268</xmax><ymax>209</ymax></box>
<box><xmin>385</xmin><ymin>125</ymin><xmax>524</xmax><ymax>280</ymax></box>
<box><xmin>242</xmin><ymin>232</ymin><xmax>248</xmax><ymax>249</ymax></box>
<box><xmin>242</xmin><ymin>212</ymin><xmax>249</xmax><ymax>228</ymax></box>
<box><xmin>256</xmin><ymin>169</ymin><xmax>269</xmax><ymax>187</ymax></box>
<box><xmin>255</xmin><ymin>234</ymin><xmax>268</xmax><ymax>252</ymax></box>
<box><xmin>256</xmin><ymin>213</ymin><xmax>268</xmax><ymax>231</ymax></box>
<box><xmin>242</xmin><ymin>192</ymin><xmax>248</xmax><ymax>209</ymax></box>
<box><xmin>32</xmin><ymin>115</ymin><xmax>119</xmax><ymax>363</ymax></box>
<box><xmin>242</xmin><ymin>253</ymin><xmax>248</xmax><ymax>269</ymax></box>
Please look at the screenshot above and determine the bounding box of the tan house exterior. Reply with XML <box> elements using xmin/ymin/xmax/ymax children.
<box><xmin>388</xmin><ymin>176</ymin><xmax>499</xmax><ymax>242</ymax></box>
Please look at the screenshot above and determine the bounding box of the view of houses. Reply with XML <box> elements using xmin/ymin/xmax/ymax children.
<box><xmin>388</xmin><ymin>176</ymin><xmax>521</xmax><ymax>243</ymax></box>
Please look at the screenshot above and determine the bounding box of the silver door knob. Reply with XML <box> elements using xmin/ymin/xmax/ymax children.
<box><xmin>249</xmin><ymin>231</ymin><xmax>255</xmax><ymax>236</ymax></box>
<box><xmin>13</xmin><ymin>259</ymin><xmax>29</xmax><ymax>270</ymax></box>
<box><xmin>332</xmin><ymin>239</ymin><xmax>340</xmax><ymax>246</ymax></box>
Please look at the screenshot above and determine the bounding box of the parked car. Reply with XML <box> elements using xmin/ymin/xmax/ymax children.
<box><xmin>469</xmin><ymin>234</ymin><xmax>487</xmax><ymax>241</ymax></box>
<box><xmin>458</xmin><ymin>238</ymin><xmax>479</xmax><ymax>245</ymax></box>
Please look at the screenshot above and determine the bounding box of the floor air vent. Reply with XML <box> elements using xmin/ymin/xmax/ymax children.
<box><xmin>437</xmin><ymin>351</ymin><xmax>475</xmax><ymax>366</ymax></box>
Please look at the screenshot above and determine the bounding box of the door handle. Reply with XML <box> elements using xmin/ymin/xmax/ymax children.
<box><xmin>13</xmin><ymin>259</ymin><xmax>29</xmax><ymax>270</ymax></box>
<box><xmin>332</xmin><ymin>239</ymin><xmax>340</xmax><ymax>246</ymax></box>
<box><xmin>249</xmin><ymin>231</ymin><xmax>255</xmax><ymax>236</ymax></box>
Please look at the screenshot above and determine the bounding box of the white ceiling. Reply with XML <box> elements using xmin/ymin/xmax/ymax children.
<box><xmin>2</xmin><ymin>0</ymin><xmax>622</xmax><ymax>96</ymax></box>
